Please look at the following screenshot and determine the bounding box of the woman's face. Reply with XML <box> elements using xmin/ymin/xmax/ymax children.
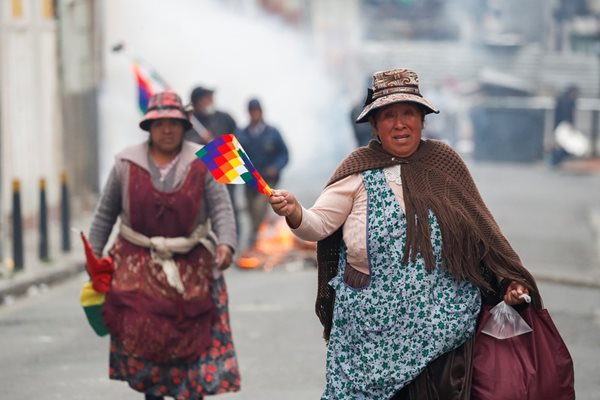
<box><xmin>149</xmin><ymin>118</ymin><xmax>184</xmax><ymax>154</ymax></box>
<box><xmin>373</xmin><ymin>103</ymin><xmax>424</xmax><ymax>158</ymax></box>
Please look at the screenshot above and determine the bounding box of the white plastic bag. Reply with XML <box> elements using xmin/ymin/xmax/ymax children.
<box><xmin>481</xmin><ymin>294</ymin><xmax>532</xmax><ymax>339</ymax></box>
<box><xmin>555</xmin><ymin>121</ymin><xmax>590</xmax><ymax>157</ymax></box>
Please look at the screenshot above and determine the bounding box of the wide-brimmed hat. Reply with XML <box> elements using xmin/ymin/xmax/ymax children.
<box><xmin>139</xmin><ymin>90</ymin><xmax>192</xmax><ymax>131</ymax></box>
<box><xmin>356</xmin><ymin>68</ymin><xmax>439</xmax><ymax>123</ymax></box>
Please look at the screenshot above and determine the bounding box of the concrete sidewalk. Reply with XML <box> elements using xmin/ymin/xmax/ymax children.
<box><xmin>0</xmin><ymin>214</ymin><xmax>90</xmax><ymax>304</ymax></box>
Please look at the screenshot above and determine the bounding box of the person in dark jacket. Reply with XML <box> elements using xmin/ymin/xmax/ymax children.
<box><xmin>185</xmin><ymin>85</ymin><xmax>240</xmax><ymax>231</ymax></box>
<box><xmin>236</xmin><ymin>98</ymin><xmax>289</xmax><ymax>249</ymax></box>
<box><xmin>550</xmin><ymin>84</ymin><xmax>580</xmax><ymax>166</ymax></box>
<box><xmin>554</xmin><ymin>85</ymin><xmax>579</xmax><ymax>129</ymax></box>
<box><xmin>185</xmin><ymin>85</ymin><xmax>237</xmax><ymax>145</ymax></box>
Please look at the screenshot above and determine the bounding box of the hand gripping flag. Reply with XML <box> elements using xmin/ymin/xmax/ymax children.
<box><xmin>195</xmin><ymin>134</ymin><xmax>273</xmax><ymax>197</ymax></box>
<box><xmin>81</xmin><ymin>232</ymin><xmax>114</xmax><ymax>293</ymax></box>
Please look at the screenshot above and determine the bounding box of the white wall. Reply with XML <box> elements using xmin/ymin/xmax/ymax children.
<box><xmin>0</xmin><ymin>0</ymin><xmax>62</xmax><ymax>219</ymax></box>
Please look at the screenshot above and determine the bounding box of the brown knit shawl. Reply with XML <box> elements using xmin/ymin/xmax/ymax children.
<box><xmin>316</xmin><ymin>140</ymin><xmax>542</xmax><ymax>341</ymax></box>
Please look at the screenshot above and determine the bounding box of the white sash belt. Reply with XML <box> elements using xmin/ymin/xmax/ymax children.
<box><xmin>119</xmin><ymin>221</ymin><xmax>215</xmax><ymax>294</ymax></box>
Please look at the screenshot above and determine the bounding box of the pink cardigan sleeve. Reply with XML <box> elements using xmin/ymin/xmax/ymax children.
<box><xmin>291</xmin><ymin>174</ymin><xmax>361</xmax><ymax>242</ymax></box>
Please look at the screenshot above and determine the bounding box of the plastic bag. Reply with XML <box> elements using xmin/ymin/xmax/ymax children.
<box><xmin>481</xmin><ymin>294</ymin><xmax>532</xmax><ymax>339</ymax></box>
<box><xmin>555</xmin><ymin>121</ymin><xmax>590</xmax><ymax>157</ymax></box>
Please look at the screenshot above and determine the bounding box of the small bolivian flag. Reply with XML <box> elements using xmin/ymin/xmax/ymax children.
<box><xmin>195</xmin><ymin>134</ymin><xmax>273</xmax><ymax>197</ymax></box>
<box><xmin>80</xmin><ymin>282</ymin><xmax>109</xmax><ymax>336</ymax></box>
<box><xmin>79</xmin><ymin>232</ymin><xmax>113</xmax><ymax>337</ymax></box>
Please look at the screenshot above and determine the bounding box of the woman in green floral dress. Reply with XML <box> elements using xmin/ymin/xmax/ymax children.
<box><xmin>268</xmin><ymin>68</ymin><xmax>541</xmax><ymax>399</ymax></box>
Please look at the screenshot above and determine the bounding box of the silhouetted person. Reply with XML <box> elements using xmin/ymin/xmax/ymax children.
<box><xmin>185</xmin><ymin>85</ymin><xmax>241</xmax><ymax>229</ymax></box>
<box><xmin>554</xmin><ymin>85</ymin><xmax>579</xmax><ymax>128</ymax></box>
<box><xmin>551</xmin><ymin>85</ymin><xmax>581</xmax><ymax>166</ymax></box>
<box><xmin>184</xmin><ymin>85</ymin><xmax>237</xmax><ymax>144</ymax></box>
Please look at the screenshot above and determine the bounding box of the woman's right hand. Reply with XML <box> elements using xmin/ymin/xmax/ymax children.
<box><xmin>269</xmin><ymin>189</ymin><xmax>302</xmax><ymax>228</ymax></box>
<box><xmin>503</xmin><ymin>281</ymin><xmax>530</xmax><ymax>305</ymax></box>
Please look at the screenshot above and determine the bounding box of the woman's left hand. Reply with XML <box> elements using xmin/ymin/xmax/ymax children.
<box><xmin>214</xmin><ymin>244</ymin><xmax>233</xmax><ymax>270</ymax></box>
<box><xmin>503</xmin><ymin>281</ymin><xmax>530</xmax><ymax>305</ymax></box>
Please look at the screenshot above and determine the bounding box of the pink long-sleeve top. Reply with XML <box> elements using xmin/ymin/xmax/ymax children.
<box><xmin>292</xmin><ymin>165</ymin><xmax>405</xmax><ymax>275</ymax></box>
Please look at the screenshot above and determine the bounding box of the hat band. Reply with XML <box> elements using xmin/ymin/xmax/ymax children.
<box><xmin>147</xmin><ymin>105</ymin><xmax>185</xmax><ymax>112</ymax></box>
<box><xmin>372</xmin><ymin>86</ymin><xmax>422</xmax><ymax>99</ymax></box>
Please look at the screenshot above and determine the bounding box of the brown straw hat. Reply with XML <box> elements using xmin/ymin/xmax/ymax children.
<box><xmin>356</xmin><ymin>68</ymin><xmax>439</xmax><ymax>123</ymax></box>
<box><xmin>139</xmin><ymin>90</ymin><xmax>192</xmax><ymax>131</ymax></box>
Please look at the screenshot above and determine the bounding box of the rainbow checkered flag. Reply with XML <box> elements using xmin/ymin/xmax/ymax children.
<box><xmin>195</xmin><ymin>134</ymin><xmax>273</xmax><ymax>196</ymax></box>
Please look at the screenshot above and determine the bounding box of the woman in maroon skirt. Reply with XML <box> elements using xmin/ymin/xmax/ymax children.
<box><xmin>88</xmin><ymin>90</ymin><xmax>240</xmax><ymax>400</ymax></box>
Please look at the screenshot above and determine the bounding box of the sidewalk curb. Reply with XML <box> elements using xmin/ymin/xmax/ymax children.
<box><xmin>534</xmin><ymin>272</ymin><xmax>600</xmax><ymax>289</ymax></box>
<box><xmin>0</xmin><ymin>260</ymin><xmax>85</xmax><ymax>301</ymax></box>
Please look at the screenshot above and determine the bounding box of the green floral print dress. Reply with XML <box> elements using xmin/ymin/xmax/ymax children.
<box><xmin>322</xmin><ymin>168</ymin><xmax>481</xmax><ymax>399</ymax></box>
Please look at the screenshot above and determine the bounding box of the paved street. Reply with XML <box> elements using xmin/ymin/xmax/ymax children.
<box><xmin>472</xmin><ymin>161</ymin><xmax>600</xmax><ymax>285</ymax></box>
<box><xmin>1</xmin><ymin>161</ymin><xmax>599</xmax><ymax>400</ymax></box>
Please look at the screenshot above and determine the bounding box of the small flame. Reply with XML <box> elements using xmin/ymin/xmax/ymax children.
<box><xmin>237</xmin><ymin>218</ymin><xmax>316</xmax><ymax>270</ymax></box>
